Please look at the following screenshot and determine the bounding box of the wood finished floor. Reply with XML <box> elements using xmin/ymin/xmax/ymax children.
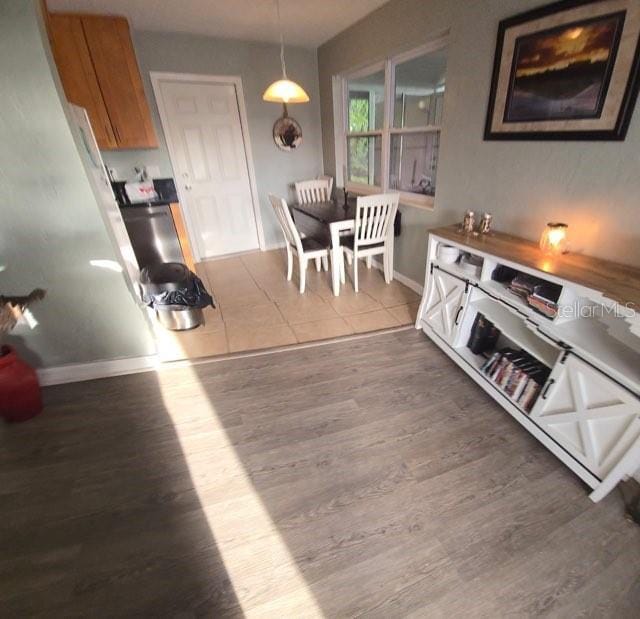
<box><xmin>153</xmin><ymin>249</ymin><xmax>420</xmax><ymax>361</ymax></box>
<box><xmin>2</xmin><ymin>330</ymin><xmax>639</xmax><ymax>616</ymax></box>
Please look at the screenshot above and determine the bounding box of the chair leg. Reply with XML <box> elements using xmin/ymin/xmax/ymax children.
<box><xmin>321</xmin><ymin>255</ymin><xmax>328</xmax><ymax>271</ymax></box>
<box><xmin>299</xmin><ymin>257</ymin><xmax>307</xmax><ymax>293</ymax></box>
<box><xmin>346</xmin><ymin>253</ymin><xmax>352</xmax><ymax>266</ymax></box>
<box><xmin>353</xmin><ymin>253</ymin><xmax>359</xmax><ymax>293</ymax></box>
<box><xmin>340</xmin><ymin>252</ymin><xmax>345</xmax><ymax>284</ymax></box>
<box><xmin>366</xmin><ymin>256</ymin><xmax>372</xmax><ymax>269</ymax></box>
<box><xmin>315</xmin><ymin>256</ymin><xmax>321</xmax><ymax>272</ymax></box>
<box><xmin>384</xmin><ymin>242</ymin><xmax>394</xmax><ymax>283</ymax></box>
<box><xmin>286</xmin><ymin>245</ymin><xmax>293</xmax><ymax>281</ymax></box>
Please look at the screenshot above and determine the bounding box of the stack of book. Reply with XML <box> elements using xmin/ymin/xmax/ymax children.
<box><xmin>505</xmin><ymin>272</ymin><xmax>561</xmax><ymax>319</ymax></box>
<box><xmin>480</xmin><ymin>348</ymin><xmax>550</xmax><ymax>412</ymax></box>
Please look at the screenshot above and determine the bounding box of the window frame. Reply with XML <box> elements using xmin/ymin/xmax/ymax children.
<box><xmin>337</xmin><ymin>36</ymin><xmax>448</xmax><ymax>210</ymax></box>
<box><xmin>342</xmin><ymin>59</ymin><xmax>385</xmax><ymax>194</ymax></box>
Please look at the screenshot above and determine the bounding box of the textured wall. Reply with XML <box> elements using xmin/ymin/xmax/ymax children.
<box><xmin>0</xmin><ymin>0</ymin><xmax>155</xmax><ymax>368</ymax></box>
<box><xmin>102</xmin><ymin>31</ymin><xmax>325</xmax><ymax>249</ymax></box>
<box><xmin>318</xmin><ymin>0</ymin><xmax>640</xmax><ymax>285</ymax></box>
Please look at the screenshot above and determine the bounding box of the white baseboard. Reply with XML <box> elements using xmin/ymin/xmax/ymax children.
<box><xmin>37</xmin><ymin>355</ymin><xmax>158</xmax><ymax>386</ymax></box>
<box><xmin>370</xmin><ymin>258</ymin><xmax>423</xmax><ymax>295</ymax></box>
<box><xmin>263</xmin><ymin>241</ymin><xmax>286</xmax><ymax>251</ymax></box>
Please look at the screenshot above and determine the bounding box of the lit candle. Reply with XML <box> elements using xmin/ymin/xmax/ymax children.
<box><xmin>540</xmin><ymin>222</ymin><xmax>568</xmax><ymax>255</ymax></box>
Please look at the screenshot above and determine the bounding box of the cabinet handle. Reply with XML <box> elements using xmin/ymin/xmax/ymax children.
<box><xmin>454</xmin><ymin>306</ymin><xmax>463</xmax><ymax>326</ymax></box>
<box><xmin>541</xmin><ymin>378</ymin><xmax>555</xmax><ymax>399</ymax></box>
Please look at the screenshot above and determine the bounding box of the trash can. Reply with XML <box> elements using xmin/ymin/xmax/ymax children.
<box><xmin>140</xmin><ymin>263</ymin><xmax>215</xmax><ymax>331</ymax></box>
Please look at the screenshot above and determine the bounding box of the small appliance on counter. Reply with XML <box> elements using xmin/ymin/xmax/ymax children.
<box><xmin>125</xmin><ymin>181</ymin><xmax>158</xmax><ymax>204</ymax></box>
<box><xmin>111</xmin><ymin>177</ymin><xmax>178</xmax><ymax>207</ymax></box>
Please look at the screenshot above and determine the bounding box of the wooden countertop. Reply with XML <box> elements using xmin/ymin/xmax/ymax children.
<box><xmin>429</xmin><ymin>225</ymin><xmax>640</xmax><ymax>310</ymax></box>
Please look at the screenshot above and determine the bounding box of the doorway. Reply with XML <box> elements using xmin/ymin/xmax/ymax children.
<box><xmin>151</xmin><ymin>73</ymin><xmax>264</xmax><ymax>260</ymax></box>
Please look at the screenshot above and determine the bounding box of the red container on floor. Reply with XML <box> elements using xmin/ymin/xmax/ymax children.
<box><xmin>0</xmin><ymin>345</ymin><xmax>43</xmax><ymax>422</ymax></box>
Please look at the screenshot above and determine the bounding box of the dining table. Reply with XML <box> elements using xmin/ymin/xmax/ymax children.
<box><xmin>290</xmin><ymin>198</ymin><xmax>357</xmax><ymax>296</ymax></box>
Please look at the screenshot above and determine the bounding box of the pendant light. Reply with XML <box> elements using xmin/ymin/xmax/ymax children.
<box><xmin>263</xmin><ymin>0</ymin><xmax>309</xmax><ymax>104</ymax></box>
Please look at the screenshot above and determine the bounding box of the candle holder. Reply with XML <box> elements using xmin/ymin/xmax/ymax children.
<box><xmin>539</xmin><ymin>222</ymin><xmax>568</xmax><ymax>255</ymax></box>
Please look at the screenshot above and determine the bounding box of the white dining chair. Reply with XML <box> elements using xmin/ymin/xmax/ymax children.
<box><xmin>317</xmin><ymin>174</ymin><xmax>334</xmax><ymax>198</ymax></box>
<box><xmin>269</xmin><ymin>194</ymin><xmax>338</xmax><ymax>293</ymax></box>
<box><xmin>341</xmin><ymin>193</ymin><xmax>400</xmax><ymax>293</ymax></box>
<box><xmin>295</xmin><ymin>179</ymin><xmax>331</xmax><ymax>204</ymax></box>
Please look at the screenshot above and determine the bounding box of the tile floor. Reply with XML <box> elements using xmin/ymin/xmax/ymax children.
<box><xmin>152</xmin><ymin>249</ymin><xmax>421</xmax><ymax>361</ymax></box>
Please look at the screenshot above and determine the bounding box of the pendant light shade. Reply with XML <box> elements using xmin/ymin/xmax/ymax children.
<box><xmin>263</xmin><ymin>79</ymin><xmax>309</xmax><ymax>103</ymax></box>
<box><xmin>263</xmin><ymin>0</ymin><xmax>309</xmax><ymax>104</ymax></box>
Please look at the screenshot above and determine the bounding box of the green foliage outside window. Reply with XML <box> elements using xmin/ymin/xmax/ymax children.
<box><xmin>348</xmin><ymin>95</ymin><xmax>370</xmax><ymax>183</ymax></box>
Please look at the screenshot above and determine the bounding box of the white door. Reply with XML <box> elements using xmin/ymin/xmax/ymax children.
<box><xmin>530</xmin><ymin>353</ymin><xmax>640</xmax><ymax>478</ymax></box>
<box><xmin>154</xmin><ymin>78</ymin><xmax>259</xmax><ymax>259</ymax></box>
<box><xmin>421</xmin><ymin>267</ymin><xmax>468</xmax><ymax>345</ymax></box>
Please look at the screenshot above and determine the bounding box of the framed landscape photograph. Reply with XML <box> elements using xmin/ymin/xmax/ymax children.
<box><xmin>484</xmin><ymin>0</ymin><xmax>640</xmax><ymax>140</ymax></box>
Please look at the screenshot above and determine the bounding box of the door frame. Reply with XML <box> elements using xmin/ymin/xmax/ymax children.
<box><xmin>150</xmin><ymin>72</ymin><xmax>266</xmax><ymax>260</ymax></box>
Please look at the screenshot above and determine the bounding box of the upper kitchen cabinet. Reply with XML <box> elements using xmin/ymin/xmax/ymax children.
<box><xmin>46</xmin><ymin>12</ymin><xmax>158</xmax><ymax>150</ymax></box>
<box><xmin>46</xmin><ymin>14</ymin><xmax>117</xmax><ymax>148</ymax></box>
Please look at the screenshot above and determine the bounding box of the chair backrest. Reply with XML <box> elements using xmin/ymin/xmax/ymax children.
<box><xmin>354</xmin><ymin>193</ymin><xmax>400</xmax><ymax>247</ymax></box>
<box><xmin>268</xmin><ymin>194</ymin><xmax>302</xmax><ymax>253</ymax></box>
<box><xmin>295</xmin><ymin>179</ymin><xmax>330</xmax><ymax>204</ymax></box>
<box><xmin>317</xmin><ymin>175</ymin><xmax>334</xmax><ymax>197</ymax></box>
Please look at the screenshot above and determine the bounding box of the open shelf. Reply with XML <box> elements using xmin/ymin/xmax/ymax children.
<box><xmin>454</xmin><ymin>344</ymin><xmax>486</xmax><ymax>371</ymax></box>
<box><xmin>471</xmin><ymin>297</ymin><xmax>559</xmax><ymax>367</ymax></box>
<box><xmin>454</xmin><ymin>345</ymin><xmax>532</xmax><ymax>415</ymax></box>
<box><xmin>432</xmin><ymin>259</ymin><xmax>480</xmax><ymax>283</ymax></box>
<box><xmin>551</xmin><ymin>318</ymin><xmax>640</xmax><ymax>395</ymax></box>
<box><xmin>479</xmin><ymin>279</ymin><xmax>555</xmax><ymax>322</ymax></box>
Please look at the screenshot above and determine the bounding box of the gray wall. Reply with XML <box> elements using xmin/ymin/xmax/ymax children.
<box><xmin>0</xmin><ymin>0</ymin><xmax>155</xmax><ymax>368</ymax></box>
<box><xmin>318</xmin><ymin>0</ymin><xmax>640</xmax><ymax>284</ymax></box>
<box><xmin>102</xmin><ymin>31</ymin><xmax>324</xmax><ymax>248</ymax></box>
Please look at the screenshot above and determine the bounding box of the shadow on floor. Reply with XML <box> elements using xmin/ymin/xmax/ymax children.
<box><xmin>0</xmin><ymin>371</ymin><xmax>244</xmax><ymax>616</ymax></box>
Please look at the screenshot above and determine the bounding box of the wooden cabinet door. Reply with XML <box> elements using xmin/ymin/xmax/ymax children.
<box><xmin>422</xmin><ymin>267</ymin><xmax>468</xmax><ymax>345</ymax></box>
<box><xmin>47</xmin><ymin>14</ymin><xmax>116</xmax><ymax>149</ymax></box>
<box><xmin>530</xmin><ymin>353</ymin><xmax>640</xmax><ymax>478</ymax></box>
<box><xmin>81</xmin><ymin>16</ymin><xmax>158</xmax><ymax>149</ymax></box>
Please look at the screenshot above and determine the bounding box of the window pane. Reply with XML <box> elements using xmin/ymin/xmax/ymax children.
<box><xmin>393</xmin><ymin>49</ymin><xmax>446</xmax><ymax>128</ymax></box>
<box><xmin>347</xmin><ymin>69</ymin><xmax>384</xmax><ymax>131</ymax></box>
<box><xmin>389</xmin><ymin>132</ymin><xmax>440</xmax><ymax>196</ymax></box>
<box><xmin>347</xmin><ymin>136</ymin><xmax>381</xmax><ymax>186</ymax></box>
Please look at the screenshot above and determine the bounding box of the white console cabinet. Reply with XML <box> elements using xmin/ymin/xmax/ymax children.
<box><xmin>416</xmin><ymin>226</ymin><xmax>640</xmax><ymax>502</ymax></box>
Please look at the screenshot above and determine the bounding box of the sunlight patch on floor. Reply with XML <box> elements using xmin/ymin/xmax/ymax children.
<box><xmin>156</xmin><ymin>364</ymin><xmax>323</xmax><ymax>617</ymax></box>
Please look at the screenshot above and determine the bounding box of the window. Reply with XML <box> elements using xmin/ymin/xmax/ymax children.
<box><xmin>345</xmin><ymin>67</ymin><xmax>384</xmax><ymax>187</ymax></box>
<box><xmin>338</xmin><ymin>39</ymin><xmax>447</xmax><ymax>207</ymax></box>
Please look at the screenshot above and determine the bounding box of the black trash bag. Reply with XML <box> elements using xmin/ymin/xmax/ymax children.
<box><xmin>144</xmin><ymin>276</ymin><xmax>214</xmax><ymax>309</ymax></box>
<box><xmin>140</xmin><ymin>263</ymin><xmax>215</xmax><ymax>310</ymax></box>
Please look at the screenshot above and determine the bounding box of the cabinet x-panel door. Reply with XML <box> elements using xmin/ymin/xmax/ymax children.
<box><xmin>422</xmin><ymin>268</ymin><xmax>467</xmax><ymax>344</ymax></box>
<box><xmin>531</xmin><ymin>354</ymin><xmax>640</xmax><ymax>479</ymax></box>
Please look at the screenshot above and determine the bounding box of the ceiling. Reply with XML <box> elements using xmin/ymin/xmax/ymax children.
<box><xmin>46</xmin><ymin>0</ymin><xmax>390</xmax><ymax>48</ymax></box>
